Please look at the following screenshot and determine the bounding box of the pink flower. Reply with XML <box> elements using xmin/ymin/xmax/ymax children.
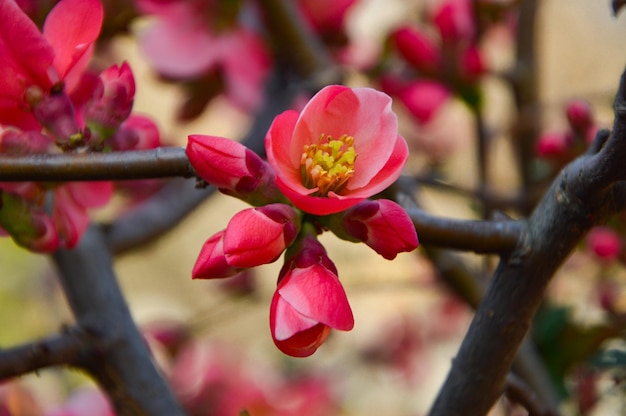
<box><xmin>265</xmin><ymin>85</ymin><xmax>409</xmax><ymax>216</ymax></box>
<box><xmin>0</xmin><ymin>0</ymin><xmax>103</xmax><ymax>130</ymax></box>
<box><xmin>223</xmin><ymin>204</ymin><xmax>300</xmax><ymax>268</ymax></box>
<box><xmin>186</xmin><ymin>135</ymin><xmax>282</xmax><ymax>205</ymax></box>
<box><xmin>270</xmin><ymin>235</ymin><xmax>354</xmax><ymax>357</ymax></box>
<box><xmin>587</xmin><ymin>226</ymin><xmax>622</xmax><ymax>262</ymax></box>
<box><xmin>397</xmin><ymin>80</ymin><xmax>451</xmax><ymax>124</ymax></box>
<box><xmin>192</xmin><ymin>230</ymin><xmax>242</xmax><ymax>279</ymax></box>
<box><xmin>338</xmin><ymin>199</ymin><xmax>419</xmax><ymax>260</ymax></box>
<box><xmin>391</xmin><ymin>26</ymin><xmax>441</xmax><ymax>75</ymax></box>
<box><xmin>136</xmin><ymin>0</ymin><xmax>270</xmax><ymax>111</ymax></box>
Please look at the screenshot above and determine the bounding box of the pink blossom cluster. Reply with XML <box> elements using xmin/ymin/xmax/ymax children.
<box><xmin>535</xmin><ymin>98</ymin><xmax>599</xmax><ymax>162</ymax></box>
<box><xmin>187</xmin><ymin>85</ymin><xmax>419</xmax><ymax>357</ymax></box>
<box><xmin>381</xmin><ymin>0</ymin><xmax>488</xmax><ymax>125</ymax></box>
<box><xmin>0</xmin><ymin>0</ymin><xmax>161</xmax><ymax>251</ymax></box>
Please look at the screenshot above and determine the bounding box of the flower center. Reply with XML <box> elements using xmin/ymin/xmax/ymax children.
<box><xmin>300</xmin><ymin>134</ymin><xmax>357</xmax><ymax>197</ymax></box>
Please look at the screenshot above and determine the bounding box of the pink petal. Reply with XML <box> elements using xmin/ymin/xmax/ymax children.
<box><xmin>43</xmin><ymin>0</ymin><xmax>103</xmax><ymax>81</ymax></box>
<box><xmin>67</xmin><ymin>181</ymin><xmax>112</xmax><ymax>209</ymax></box>
<box><xmin>345</xmin><ymin>134</ymin><xmax>408</xmax><ymax>198</ymax></box>
<box><xmin>271</xmin><ymin>293</ymin><xmax>319</xmax><ymax>341</ymax></box>
<box><xmin>278</xmin><ymin>264</ymin><xmax>354</xmax><ymax>331</ymax></box>
<box><xmin>265</xmin><ymin>109</ymin><xmax>300</xmax><ymax>182</ymax></box>
<box><xmin>0</xmin><ymin>0</ymin><xmax>54</xmax><ymax>102</ymax></box>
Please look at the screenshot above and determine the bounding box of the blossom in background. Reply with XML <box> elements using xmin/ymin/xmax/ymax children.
<box><xmin>135</xmin><ymin>0</ymin><xmax>271</xmax><ymax>112</ymax></box>
<box><xmin>383</xmin><ymin>0</ymin><xmax>486</xmax><ymax>126</ymax></box>
<box><xmin>265</xmin><ymin>85</ymin><xmax>408</xmax><ymax>216</ymax></box>
<box><xmin>187</xmin><ymin>85</ymin><xmax>417</xmax><ymax>357</ymax></box>
<box><xmin>587</xmin><ymin>226</ymin><xmax>622</xmax><ymax>263</ymax></box>
<box><xmin>0</xmin><ymin>0</ymin><xmax>103</xmax><ymax>136</ymax></box>
<box><xmin>0</xmin><ymin>0</ymin><xmax>160</xmax><ymax>251</ymax></box>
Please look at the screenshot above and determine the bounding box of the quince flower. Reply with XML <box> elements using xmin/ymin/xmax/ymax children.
<box><xmin>265</xmin><ymin>85</ymin><xmax>408</xmax><ymax>216</ymax></box>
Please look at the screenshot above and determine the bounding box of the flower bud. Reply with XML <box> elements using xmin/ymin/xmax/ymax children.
<box><xmin>186</xmin><ymin>135</ymin><xmax>284</xmax><ymax>205</ymax></box>
<box><xmin>587</xmin><ymin>226</ymin><xmax>621</xmax><ymax>262</ymax></box>
<box><xmin>330</xmin><ymin>199</ymin><xmax>419</xmax><ymax>260</ymax></box>
<box><xmin>535</xmin><ymin>131</ymin><xmax>572</xmax><ymax>158</ymax></box>
<box><xmin>192</xmin><ymin>230</ymin><xmax>241</xmax><ymax>279</ymax></box>
<box><xmin>223</xmin><ymin>204</ymin><xmax>300</xmax><ymax>268</ymax></box>
<box><xmin>85</xmin><ymin>62</ymin><xmax>136</xmax><ymax>146</ymax></box>
<box><xmin>391</xmin><ymin>26</ymin><xmax>441</xmax><ymax>75</ymax></box>
<box><xmin>270</xmin><ymin>235</ymin><xmax>353</xmax><ymax>357</ymax></box>
<box><xmin>432</xmin><ymin>0</ymin><xmax>475</xmax><ymax>44</ymax></box>
<box><xmin>29</xmin><ymin>87</ymin><xmax>83</xmax><ymax>149</ymax></box>
<box><xmin>397</xmin><ymin>81</ymin><xmax>451</xmax><ymax>124</ymax></box>
<box><xmin>565</xmin><ymin>99</ymin><xmax>594</xmax><ymax>133</ymax></box>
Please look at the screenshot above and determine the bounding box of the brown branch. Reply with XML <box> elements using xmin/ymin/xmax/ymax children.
<box><xmin>0</xmin><ymin>327</ymin><xmax>90</xmax><ymax>379</ymax></box>
<box><xmin>53</xmin><ymin>225</ymin><xmax>185</xmax><ymax>416</ymax></box>
<box><xmin>428</xmin><ymin>67</ymin><xmax>626</xmax><ymax>416</ymax></box>
<box><xmin>394</xmin><ymin>177</ymin><xmax>522</xmax><ymax>254</ymax></box>
<box><xmin>0</xmin><ymin>147</ymin><xmax>193</xmax><ymax>182</ymax></box>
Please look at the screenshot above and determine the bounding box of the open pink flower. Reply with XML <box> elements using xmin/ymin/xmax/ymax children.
<box><xmin>265</xmin><ymin>85</ymin><xmax>408</xmax><ymax>216</ymax></box>
<box><xmin>0</xmin><ymin>0</ymin><xmax>103</xmax><ymax>130</ymax></box>
<box><xmin>270</xmin><ymin>235</ymin><xmax>354</xmax><ymax>357</ymax></box>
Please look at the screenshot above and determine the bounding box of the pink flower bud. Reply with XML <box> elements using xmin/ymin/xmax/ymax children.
<box><xmin>535</xmin><ymin>131</ymin><xmax>572</xmax><ymax>158</ymax></box>
<box><xmin>565</xmin><ymin>99</ymin><xmax>594</xmax><ymax>133</ymax></box>
<box><xmin>397</xmin><ymin>81</ymin><xmax>451</xmax><ymax>124</ymax></box>
<box><xmin>587</xmin><ymin>226</ymin><xmax>622</xmax><ymax>262</ymax></box>
<box><xmin>458</xmin><ymin>45</ymin><xmax>486</xmax><ymax>83</ymax></box>
<box><xmin>270</xmin><ymin>235</ymin><xmax>354</xmax><ymax>357</ymax></box>
<box><xmin>187</xmin><ymin>135</ymin><xmax>283</xmax><ymax>205</ymax></box>
<box><xmin>109</xmin><ymin>114</ymin><xmax>160</xmax><ymax>151</ymax></box>
<box><xmin>391</xmin><ymin>26</ymin><xmax>441</xmax><ymax>75</ymax></box>
<box><xmin>192</xmin><ymin>230</ymin><xmax>241</xmax><ymax>279</ymax></box>
<box><xmin>30</xmin><ymin>88</ymin><xmax>83</xmax><ymax>148</ymax></box>
<box><xmin>432</xmin><ymin>0</ymin><xmax>475</xmax><ymax>44</ymax></box>
<box><xmin>340</xmin><ymin>199</ymin><xmax>419</xmax><ymax>260</ymax></box>
<box><xmin>84</xmin><ymin>62</ymin><xmax>136</xmax><ymax>146</ymax></box>
<box><xmin>223</xmin><ymin>204</ymin><xmax>300</xmax><ymax>268</ymax></box>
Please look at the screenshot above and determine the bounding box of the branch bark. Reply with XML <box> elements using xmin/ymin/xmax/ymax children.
<box><xmin>53</xmin><ymin>225</ymin><xmax>185</xmax><ymax>416</ymax></box>
<box><xmin>428</xmin><ymin>68</ymin><xmax>626</xmax><ymax>416</ymax></box>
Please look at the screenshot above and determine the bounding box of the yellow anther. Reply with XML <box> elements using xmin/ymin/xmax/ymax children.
<box><xmin>300</xmin><ymin>134</ymin><xmax>357</xmax><ymax>196</ymax></box>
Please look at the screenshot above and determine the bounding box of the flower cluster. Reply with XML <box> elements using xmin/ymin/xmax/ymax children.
<box><xmin>187</xmin><ymin>85</ymin><xmax>418</xmax><ymax>357</ymax></box>
<box><xmin>381</xmin><ymin>0</ymin><xmax>490</xmax><ymax>125</ymax></box>
<box><xmin>0</xmin><ymin>0</ymin><xmax>161</xmax><ymax>251</ymax></box>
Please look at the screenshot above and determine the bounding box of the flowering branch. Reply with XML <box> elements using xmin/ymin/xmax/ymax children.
<box><xmin>428</xmin><ymin>66</ymin><xmax>626</xmax><ymax>416</ymax></box>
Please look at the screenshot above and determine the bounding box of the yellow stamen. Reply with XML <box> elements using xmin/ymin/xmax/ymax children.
<box><xmin>300</xmin><ymin>134</ymin><xmax>357</xmax><ymax>196</ymax></box>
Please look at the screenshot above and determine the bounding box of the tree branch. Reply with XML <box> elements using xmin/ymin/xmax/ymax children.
<box><xmin>428</xmin><ymin>65</ymin><xmax>626</xmax><ymax>416</ymax></box>
<box><xmin>394</xmin><ymin>177</ymin><xmax>522</xmax><ymax>254</ymax></box>
<box><xmin>53</xmin><ymin>225</ymin><xmax>184</xmax><ymax>416</ymax></box>
<box><xmin>0</xmin><ymin>327</ymin><xmax>90</xmax><ymax>379</ymax></box>
<box><xmin>0</xmin><ymin>147</ymin><xmax>193</xmax><ymax>182</ymax></box>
